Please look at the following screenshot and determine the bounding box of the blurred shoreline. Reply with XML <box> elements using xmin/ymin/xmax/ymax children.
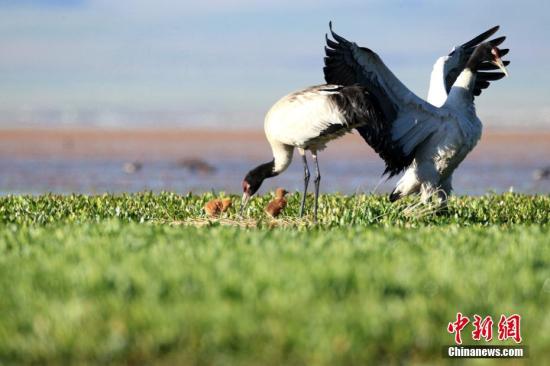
<box><xmin>1</xmin><ymin>128</ymin><xmax>548</xmax><ymax>195</ymax></box>
<box><xmin>1</xmin><ymin>127</ymin><xmax>549</xmax><ymax>161</ymax></box>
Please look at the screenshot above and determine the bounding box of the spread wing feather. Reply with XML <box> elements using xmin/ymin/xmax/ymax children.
<box><xmin>323</xmin><ymin>22</ymin><xmax>443</xmax><ymax>176</ymax></box>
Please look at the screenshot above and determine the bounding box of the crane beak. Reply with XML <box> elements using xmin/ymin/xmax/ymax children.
<box><xmin>492</xmin><ymin>57</ymin><xmax>509</xmax><ymax>77</ymax></box>
<box><xmin>240</xmin><ymin>193</ymin><xmax>250</xmax><ymax>216</ymax></box>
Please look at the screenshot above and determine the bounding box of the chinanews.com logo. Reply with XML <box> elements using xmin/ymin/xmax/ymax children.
<box><xmin>443</xmin><ymin>313</ymin><xmax>527</xmax><ymax>358</ymax></box>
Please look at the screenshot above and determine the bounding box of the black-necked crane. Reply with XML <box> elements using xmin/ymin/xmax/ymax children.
<box><xmin>322</xmin><ymin>23</ymin><xmax>509</xmax><ymax>203</ymax></box>
<box><xmin>392</xmin><ymin>26</ymin><xmax>509</xmax><ymax>201</ymax></box>
<box><xmin>241</xmin><ymin>23</ymin><xmax>508</xmax><ymax>221</ymax></box>
<box><xmin>240</xmin><ymin>83</ymin><xmax>373</xmax><ymax>222</ymax></box>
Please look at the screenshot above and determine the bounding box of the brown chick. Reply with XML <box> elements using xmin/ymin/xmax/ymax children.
<box><xmin>204</xmin><ymin>199</ymin><xmax>222</xmax><ymax>217</ymax></box>
<box><xmin>204</xmin><ymin>198</ymin><xmax>232</xmax><ymax>217</ymax></box>
<box><xmin>265</xmin><ymin>188</ymin><xmax>288</xmax><ymax>218</ymax></box>
<box><xmin>221</xmin><ymin>198</ymin><xmax>232</xmax><ymax>212</ymax></box>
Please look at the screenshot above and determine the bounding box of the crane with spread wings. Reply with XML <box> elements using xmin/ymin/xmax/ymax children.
<box><xmin>240</xmin><ymin>23</ymin><xmax>509</xmax><ymax>221</ymax></box>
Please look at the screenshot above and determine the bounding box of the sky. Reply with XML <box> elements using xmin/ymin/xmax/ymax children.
<box><xmin>0</xmin><ymin>0</ymin><xmax>548</xmax><ymax>129</ymax></box>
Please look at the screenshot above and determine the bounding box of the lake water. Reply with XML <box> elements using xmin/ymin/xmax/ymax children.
<box><xmin>0</xmin><ymin>129</ymin><xmax>548</xmax><ymax>196</ymax></box>
<box><xmin>1</xmin><ymin>156</ymin><xmax>548</xmax><ymax>196</ymax></box>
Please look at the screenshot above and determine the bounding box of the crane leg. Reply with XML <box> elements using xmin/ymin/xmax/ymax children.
<box><xmin>299</xmin><ymin>151</ymin><xmax>310</xmax><ymax>217</ymax></box>
<box><xmin>312</xmin><ymin>152</ymin><xmax>321</xmax><ymax>223</ymax></box>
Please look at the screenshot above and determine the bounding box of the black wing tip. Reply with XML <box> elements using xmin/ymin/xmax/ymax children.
<box><xmin>489</xmin><ymin>36</ymin><xmax>506</xmax><ymax>47</ymax></box>
<box><xmin>479</xmin><ymin>25</ymin><xmax>501</xmax><ymax>41</ymax></box>
<box><xmin>460</xmin><ymin>25</ymin><xmax>501</xmax><ymax>50</ymax></box>
<box><xmin>326</xmin><ymin>20</ymin><xmax>351</xmax><ymax>46</ymax></box>
<box><xmin>325</xmin><ymin>22</ymin><xmax>334</xmax><ymax>45</ymax></box>
<box><xmin>477</xmin><ymin>72</ymin><xmax>506</xmax><ymax>81</ymax></box>
<box><xmin>382</xmin><ymin>166</ymin><xmax>405</xmax><ymax>179</ymax></box>
<box><xmin>325</xmin><ymin>21</ymin><xmax>333</xmax><ymax>45</ymax></box>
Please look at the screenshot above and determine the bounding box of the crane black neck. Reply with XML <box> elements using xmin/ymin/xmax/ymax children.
<box><xmin>249</xmin><ymin>160</ymin><xmax>277</xmax><ymax>178</ymax></box>
<box><xmin>243</xmin><ymin>160</ymin><xmax>278</xmax><ymax>195</ymax></box>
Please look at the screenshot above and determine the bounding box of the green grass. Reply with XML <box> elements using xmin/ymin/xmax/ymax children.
<box><xmin>0</xmin><ymin>191</ymin><xmax>548</xmax><ymax>226</ymax></box>
<box><xmin>0</xmin><ymin>193</ymin><xmax>548</xmax><ymax>365</ymax></box>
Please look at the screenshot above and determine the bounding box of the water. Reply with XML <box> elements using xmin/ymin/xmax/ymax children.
<box><xmin>0</xmin><ymin>129</ymin><xmax>548</xmax><ymax>196</ymax></box>
<box><xmin>1</xmin><ymin>156</ymin><xmax>548</xmax><ymax>196</ymax></box>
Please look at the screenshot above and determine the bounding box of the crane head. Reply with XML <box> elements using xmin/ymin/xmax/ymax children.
<box><xmin>468</xmin><ymin>42</ymin><xmax>509</xmax><ymax>76</ymax></box>
<box><xmin>240</xmin><ymin>161</ymin><xmax>274</xmax><ymax>215</ymax></box>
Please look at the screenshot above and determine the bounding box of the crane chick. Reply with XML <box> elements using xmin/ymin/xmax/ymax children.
<box><xmin>204</xmin><ymin>198</ymin><xmax>232</xmax><ymax>217</ymax></box>
<box><xmin>265</xmin><ymin>188</ymin><xmax>288</xmax><ymax>218</ymax></box>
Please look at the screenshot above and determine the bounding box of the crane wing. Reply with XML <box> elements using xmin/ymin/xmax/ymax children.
<box><xmin>323</xmin><ymin>22</ymin><xmax>445</xmax><ymax>176</ymax></box>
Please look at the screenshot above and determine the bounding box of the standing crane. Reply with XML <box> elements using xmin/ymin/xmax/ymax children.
<box><xmin>240</xmin><ymin>23</ymin><xmax>509</xmax><ymax>221</ymax></box>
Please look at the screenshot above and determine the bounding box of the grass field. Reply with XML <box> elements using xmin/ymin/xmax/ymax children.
<box><xmin>0</xmin><ymin>193</ymin><xmax>549</xmax><ymax>365</ymax></box>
